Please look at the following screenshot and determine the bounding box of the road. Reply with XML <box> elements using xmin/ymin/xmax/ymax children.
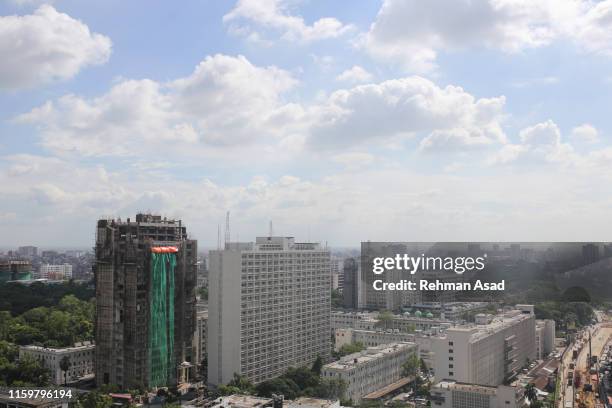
<box><xmin>562</xmin><ymin>323</ymin><xmax>612</xmax><ymax>408</ymax></box>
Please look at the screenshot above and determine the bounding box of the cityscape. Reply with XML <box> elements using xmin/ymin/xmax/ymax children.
<box><xmin>3</xmin><ymin>1</ymin><xmax>612</xmax><ymax>407</ymax></box>
<box><xmin>1</xmin><ymin>214</ymin><xmax>611</xmax><ymax>408</ymax></box>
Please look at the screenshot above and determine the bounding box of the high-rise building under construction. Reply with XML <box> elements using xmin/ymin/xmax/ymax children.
<box><xmin>94</xmin><ymin>214</ymin><xmax>197</xmax><ymax>389</ymax></box>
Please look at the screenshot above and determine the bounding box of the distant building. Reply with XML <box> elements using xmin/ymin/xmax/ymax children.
<box><xmin>342</xmin><ymin>258</ymin><xmax>359</xmax><ymax>309</ymax></box>
<box><xmin>19</xmin><ymin>342</ymin><xmax>94</xmax><ymax>385</ymax></box>
<box><xmin>582</xmin><ymin>243</ymin><xmax>600</xmax><ymax>265</ymax></box>
<box><xmin>322</xmin><ymin>342</ymin><xmax>418</xmax><ymax>402</ymax></box>
<box><xmin>535</xmin><ymin>319</ymin><xmax>556</xmax><ymax>360</ymax></box>
<box><xmin>208</xmin><ymin>236</ymin><xmax>331</xmax><ymax>385</ymax></box>
<box><xmin>431</xmin><ymin>381</ymin><xmax>523</xmax><ymax>408</ymax></box>
<box><xmin>94</xmin><ymin>214</ymin><xmax>197</xmax><ymax>389</ymax></box>
<box><xmin>17</xmin><ymin>246</ymin><xmax>38</xmax><ymax>257</ymax></box>
<box><xmin>194</xmin><ymin>309</ymin><xmax>208</xmax><ymax>368</ymax></box>
<box><xmin>285</xmin><ymin>397</ymin><xmax>343</xmax><ymax>408</ymax></box>
<box><xmin>0</xmin><ymin>260</ymin><xmax>33</xmax><ymax>282</ymax></box>
<box><xmin>39</xmin><ymin>264</ymin><xmax>73</xmax><ymax>280</ymax></box>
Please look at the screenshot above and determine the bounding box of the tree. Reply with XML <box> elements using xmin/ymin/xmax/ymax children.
<box><xmin>336</xmin><ymin>342</ymin><xmax>364</xmax><ymax>358</ymax></box>
<box><xmin>311</xmin><ymin>378</ymin><xmax>347</xmax><ymax>400</ymax></box>
<box><xmin>77</xmin><ymin>391</ymin><xmax>113</xmax><ymax>408</ymax></box>
<box><xmin>256</xmin><ymin>377</ymin><xmax>301</xmax><ymax>400</ymax></box>
<box><xmin>311</xmin><ymin>356</ymin><xmax>323</xmax><ymax>375</ymax></box>
<box><xmin>376</xmin><ymin>311</ymin><xmax>394</xmax><ymax>330</ymax></box>
<box><xmin>60</xmin><ymin>355</ymin><xmax>71</xmax><ymax>386</ymax></box>
<box><xmin>227</xmin><ymin>372</ymin><xmax>254</xmax><ymax>394</ymax></box>
<box><xmin>285</xmin><ymin>366</ymin><xmax>320</xmax><ymax>389</ymax></box>
<box><xmin>524</xmin><ymin>383</ymin><xmax>537</xmax><ymax>403</ymax></box>
<box><xmin>402</xmin><ymin>353</ymin><xmax>420</xmax><ymax>379</ymax></box>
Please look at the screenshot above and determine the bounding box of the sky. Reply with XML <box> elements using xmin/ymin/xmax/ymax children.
<box><xmin>2</xmin><ymin>0</ymin><xmax>612</xmax><ymax>248</ymax></box>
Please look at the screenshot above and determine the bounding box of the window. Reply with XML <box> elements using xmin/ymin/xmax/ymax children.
<box><xmin>449</xmin><ymin>371</ymin><xmax>454</xmax><ymax>376</ymax></box>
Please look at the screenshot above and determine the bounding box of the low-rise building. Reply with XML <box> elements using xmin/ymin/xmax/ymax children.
<box><xmin>19</xmin><ymin>342</ymin><xmax>94</xmax><ymax>385</ymax></box>
<box><xmin>334</xmin><ymin>328</ymin><xmax>415</xmax><ymax>351</ymax></box>
<box><xmin>209</xmin><ymin>395</ymin><xmax>274</xmax><ymax>408</ymax></box>
<box><xmin>431</xmin><ymin>381</ymin><xmax>524</xmax><ymax>408</ymax></box>
<box><xmin>322</xmin><ymin>342</ymin><xmax>418</xmax><ymax>402</ymax></box>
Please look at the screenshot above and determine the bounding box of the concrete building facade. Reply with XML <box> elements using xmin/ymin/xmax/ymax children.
<box><xmin>431</xmin><ymin>309</ymin><xmax>536</xmax><ymax>386</ymax></box>
<box><xmin>431</xmin><ymin>381</ymin><xmax>524</xmax><ymax>408</ymax></box>
<box><xmin>19</xmin><ymin>342</ymin><xmax>95</xmax><ymax>385</ymax></box>
<box><xmin>322</xmin><ymin>343</ymin><xmax>418</xmax><ymax>402</ymax></box>
<box><xmin>94</xmin><ymin>214</ymin><xmax>197</xmax><ymax>389</ymax></box>
<box><xmin>208</xmin><ymin>237</ymin><xmax>331</xmax><ymax>386</ymax></box>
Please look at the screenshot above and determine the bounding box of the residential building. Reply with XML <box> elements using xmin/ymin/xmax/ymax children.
<box><xmin>17</xmin><ymin>246</ymin><xmax>38</xmax><ymax>257</ymax></box>
<box><xmin>39</xmin><ymin>263</ymin><xmax>73</xmax><ymax>280</ymax></box>
<box><xmin>322</xmin><ymin>342</ymin><xmax>418</xmax><ymax>402</ymax></box>
<box><xmin>342</xmin><ymin>258</ymin><xmax>359</xmax><ymax>309</ymax></box>
<box><xmin>94</xmin><ymin>214</ymin><xmax>197</xmax><ymax>389</ymax></box>
<box><xmin>431</xmin><ymin>381</ymin><xmax>524</xmax><ymax>408</ymax></box>
<box><xmin>19</xmin><ymin>342</ymin><xmax>94</xmax><ymax>385</ymax></box>
<box><xmin>195</xmin><ymin>309</ymin><xmax>208</xmax><ymax>367</ymax></box>
<box><xmin>208</xmin><ymin>236</ymin><xmax>331</xmax><ymax>386</ymax></box>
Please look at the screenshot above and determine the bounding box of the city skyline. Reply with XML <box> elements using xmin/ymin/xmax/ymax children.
<box><xmin>2</xmin><ymin>1</ymin><xmax>612</xmax><ymax>247</ymax></box>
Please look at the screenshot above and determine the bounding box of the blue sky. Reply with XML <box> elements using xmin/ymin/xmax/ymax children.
<box><xmin>2</xmin><ymin>0</ymin><xmax>612</xmax><ymax>248</ymax></box>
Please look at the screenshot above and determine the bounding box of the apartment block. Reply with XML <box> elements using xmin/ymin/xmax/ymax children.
<box><xmin>431</xmin><ymin>308</ymin><xmax>536</xmax><ymax>386</ymax></box>
<box><xmin>431</xmin><ymin>381</ymin><xmax>523</xmax><ymax>408</ymax></box>
<box><xmin>322</xmin><ymin>343</ymin><xmax>418</xmax><ymax>402</ymax></box>
<box><xmin>39</xmin><ymin>263</ymin><xmax>73</xmax><ymax>280</ymax></box>
<box><xmin>208</xmin><ymin>237</ymin><xmax>331</xmax><ymax>386</ymax></box>
<box><xmin>19</xmin><ymin>342</ymin><xmax>94</xmax><ymax>385</ymax></box>
<box><xmin>94</xmin><ymin>214</ymin><xmax>197</xmax><ymax>389</ymax></box>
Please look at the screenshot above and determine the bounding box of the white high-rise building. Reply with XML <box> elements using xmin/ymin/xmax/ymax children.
<box><xmin>431</xmin><ymin>307</ymin><xmax>536</xmax><ymax>387</ymax></box>
<box><xmin>208</xmin><ymin>237</ymin><xmax>331</xmax><ymax>386</ymax></box>
<box><xmin>39</xmin><ymin>263</ymin><xmax>73</xmax><ymax>280</ymax></box>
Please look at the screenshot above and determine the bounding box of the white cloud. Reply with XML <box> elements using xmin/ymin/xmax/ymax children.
<box><xmin>223</xmin><ymin>0</ymin><xmax>354</xmax><ymax>43</ymax></box>
<box><xmin>336</xmin><ymin>66</ymin><xmax>373</xmax><ymax>83</ymax></box>
<box><xmin>361</xmin><ymin>0</ymin><xmax>612</xmax><ymax>72</ymax></box>
<box><xmin>0</xmin><ymin>5</ymin><xmax>111</xmax><ymax>89</ymax></box>
<box><xmin>309</xmin><ymin>76</ymin><xmax>506</xmax><ymax>151</ymax></box>
<box><xmin>488</xmin><ymin>120</ymin><xmax>575</xmax><ymax>165</ymax></box>
<box><xmin>571</xmin><ymin>123</ymin><xmax>599</xmax><ymax>143</ymax></box>
<box><xmin>16</xmin><ymin>54</ymin><xmax>301</xmax><ymax>157</ymax></box>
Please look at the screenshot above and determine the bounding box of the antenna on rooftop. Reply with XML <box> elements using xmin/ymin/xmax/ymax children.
<box><xmin>224</xmin><ymin>211</ymin><xmax>230</xmax><ymax>249</ymax></box>
<box><xmin>217</xmin><ymin>224</ymin><xmax>221</xmax><ymax>250</ymax></box>
<box><xmin>269</xmin><ymin>221</ymin><xmax>274</xmax><ymax>237</ymax></box>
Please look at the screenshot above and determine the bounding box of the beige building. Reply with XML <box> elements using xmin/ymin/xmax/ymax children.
<box><xmin>208</xmin><ymin>237</ymin><xmax>331</xmax><ymax>386</ymax></box>
<box><xmin>19</xmin><ymin>342</ymin><xmax>94</xmax><ymax>385</ymax></box>
<box><xmin>334</xmin><ymin>328</ymin><xmax>415</xmax><ymax>351</ymax></box>
<box><xmin>431</xmin><ymin>308</ymin><xmax>536</xmax><ymax>386</ymax></box>
<box><xmin>322</xmin><ymin>342</ymin><xmax>418</xmax><ymax>402</ymax></box>
<box><xmin>431</xmin><ymin>381</ymin><xmax>525</xmax><ymax>408</ymax></box>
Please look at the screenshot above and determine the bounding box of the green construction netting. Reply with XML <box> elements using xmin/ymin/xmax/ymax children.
<box><xmin>149</xmin><ymin>252</ymin><xmax>176</xmax><ymax>387</ymax></box>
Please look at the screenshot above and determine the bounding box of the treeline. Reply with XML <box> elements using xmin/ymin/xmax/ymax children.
<box><xmin>534</xmin><ymin>301</ymin><xmax>593</xmax><ymax>330</ymax></box>
<box><xmin>0</xmin><ymin>282</ymin><xmax>95</xmax><ymax>386</ymax></box>
<box><xmin>0</xmin><ymin>294</ymin><xmax>94</xmax><ymax>347</ymax></box>
<box><xmin>0</xmin><ymin>281</ymin><xmax>94</xmax><ymax>316</ymax></box>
